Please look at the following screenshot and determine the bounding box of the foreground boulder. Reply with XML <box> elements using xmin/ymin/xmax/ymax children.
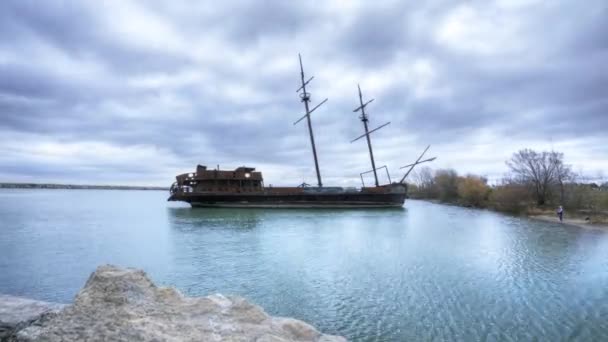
<box><xmin>0</xmin><ymin>295</ymin><xmax>65</xmax><ymax>341</ymax></box>
<box><xmin>10</xmin><ymin>265</ymin><xmax>345</xmax><ymax>341</ymax></box>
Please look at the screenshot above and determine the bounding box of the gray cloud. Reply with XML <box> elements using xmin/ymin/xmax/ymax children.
<box><xmin>0</xmin><ymin>0</ymin><xmax>606</xmax><ymax>186</ymax></box>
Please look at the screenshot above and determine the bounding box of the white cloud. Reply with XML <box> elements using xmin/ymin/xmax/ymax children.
<box><xmin>435</xmin><ymin>4</ymin><xmax>524</xmax><ymax>57</ymax></box>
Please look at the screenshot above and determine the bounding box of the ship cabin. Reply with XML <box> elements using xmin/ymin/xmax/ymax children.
<box><xmin>172</xmin><ymin>165</ymin><xmax>264</xmax><ymax>194</ymax></box>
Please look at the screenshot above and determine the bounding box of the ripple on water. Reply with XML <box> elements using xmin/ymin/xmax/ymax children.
<box><xmin>1</xmin><ymin>192</ymin><xmax>608</xmax><ymax>341</ymax></box>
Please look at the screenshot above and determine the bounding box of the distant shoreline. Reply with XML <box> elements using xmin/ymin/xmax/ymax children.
<box><xmin>0</xmin><ymin>183</ymin><xmax>168</xmax><ymax>191</ymax></box>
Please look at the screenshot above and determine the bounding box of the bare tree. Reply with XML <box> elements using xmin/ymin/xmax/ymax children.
<box><xmin>506</xmin><ymin>149</ymin><xmax>572</xmax><ymax>205</ymax></box>
<box><xmin>554</xmin><ymin>156</ymin><xmax>574</xmax><ymax>203</ymax></box>
<box><xmin>434</xmin><ymin>169</ymin><xmax>459</xmax><ymax>202</ymax></box>
<box><xmin>410</xmin><ymin>167</ymin><xmax>436</xmax><ymax>198</ymax></box>
<box><xmin>596</xmin><ymin>170</ymin><xmax>605</xmax><ymax>185</ymax></box>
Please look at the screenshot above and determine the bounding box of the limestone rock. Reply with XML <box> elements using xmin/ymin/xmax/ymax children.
<box><xmin>11</xmin><ymin>265</ymin><xmax>346</xmax><ymax>342</ymax></box>
<box><xmin>0</xmin><ymin>294</ymin><xmax>65</xmax><ymax>341</ymax></box>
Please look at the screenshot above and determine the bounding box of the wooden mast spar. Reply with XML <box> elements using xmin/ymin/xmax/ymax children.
<box><xmin>293</xmin><ymin>54</ymin><xmax>327</xmax><ymax>188</ymax></box>
<box><xmin>399</xmin><ymin>145</ymin><xmax>437</xmax><ymax>183</ymax></box>
<box><xmin>351</xmin><ymin>85</ymin><xmax>391</xmax><ymax>187</ymax></box>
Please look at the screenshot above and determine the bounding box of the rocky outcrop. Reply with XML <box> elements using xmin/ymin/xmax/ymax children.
<box><xmin>0</xmin><ymin>295</ymin><xmax>65</xmax><ymax>341</ymax></box>
<box><xmin>7</xmin><ymin>265</ymin><xmax>345</xmax><ymax>341</ymax></box>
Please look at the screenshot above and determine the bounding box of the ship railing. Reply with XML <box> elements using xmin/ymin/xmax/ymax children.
<box><xmin>301</xmin><ymin>186</ymin><xmax>365</xmax><ymax>194</ymax></box>
<box><xmin>170</xmin><ymin>183</ymin><xmax>194</xmax><ymax>194</ymax></box>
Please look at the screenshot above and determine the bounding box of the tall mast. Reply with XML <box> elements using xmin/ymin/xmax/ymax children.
<box><xmin>293</xmin><ymin>54</ymin><xmax>327</xmax><ymax>187</ymax></box>
<box><xmin>358</xmin><ymin>85</ymin><xmax>378</xmax><ymax>186</ymax></box>
<box><xmin>351</xmin><ymin>85</ymin><xmax>390</xmax><ymax>187</ymax></box>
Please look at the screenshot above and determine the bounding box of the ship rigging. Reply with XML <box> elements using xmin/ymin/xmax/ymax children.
<box><xmin>167</xmin><ymin>54</ymin><xmax>436</xmax><ymax>208</ymax></box>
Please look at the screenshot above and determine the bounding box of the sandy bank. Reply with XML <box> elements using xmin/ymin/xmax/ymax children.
<box><xmin>529</xmin><ymin>215</ymin><xmax>608</xmax><ymax>232</ymax></box>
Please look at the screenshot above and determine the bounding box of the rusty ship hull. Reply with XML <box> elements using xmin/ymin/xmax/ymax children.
<box><xmin>168</xmin><ymin>185</ymin><xmax>407</xmax><ymax>208</ymax></box>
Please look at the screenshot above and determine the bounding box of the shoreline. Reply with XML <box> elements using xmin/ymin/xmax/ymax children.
<box><xmin>528</xmin><ymin>214</ymin><xmax>608</xmax><ymax>232</ymax></box>
<box><xmin>0</xmin><ymin>183</ymin><xmax>168</xmax><ymax>191</ymax></box>
<box><xmin>414</xmin><ymin>199</ymin><xmax>608</xmax><ymax>233</ymax></box>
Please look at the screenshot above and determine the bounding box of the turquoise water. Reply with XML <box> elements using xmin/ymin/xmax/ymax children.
<box><xmin>1</xmin><ymin>189</ymin><xmax>607</xmax><ymax>341</ymax></box>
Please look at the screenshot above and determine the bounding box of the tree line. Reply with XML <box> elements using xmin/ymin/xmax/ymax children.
<box><xmin>407</xmin><ymin>149</ymin><xmax>608</xmax><ymax>217</ymax></box>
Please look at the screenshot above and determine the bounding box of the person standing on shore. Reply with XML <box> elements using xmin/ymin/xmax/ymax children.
<box><xmin>557</xmin><ymin>205</ymin><xmax>564</xmax><ymax>222</ymax></box>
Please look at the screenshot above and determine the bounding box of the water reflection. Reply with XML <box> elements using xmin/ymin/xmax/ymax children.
<box><xmin>167</xmin><ymin>207</ymin><xmax>264</xmax><ymax>230</ymax></box>
<box><xmin>166</xmin><ymin>206</ymin><xmax>405</xmax><ymax>231</ymax></box>
<box><xmin>2</xmin><ymin>190</ymin><xmax>608</xmax><ymax>341</ymax></box>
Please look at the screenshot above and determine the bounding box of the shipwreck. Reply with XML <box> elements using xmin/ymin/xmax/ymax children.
<box><xmin>168</xmin><ymin>55</ymin><xmax>435</xmax><ymax>208</ymax></box>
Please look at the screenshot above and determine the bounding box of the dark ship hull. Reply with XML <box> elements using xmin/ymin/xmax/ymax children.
<box><xmin>168</xmin><ymin>185</ymin><xmax>407</xmax><ymax>208</ymax></box>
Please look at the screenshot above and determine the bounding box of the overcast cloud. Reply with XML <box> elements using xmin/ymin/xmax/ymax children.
<box><xmin>0</xmin><ymin>0</ymin><xmax>606</xmax><ymax>186</ymax></box>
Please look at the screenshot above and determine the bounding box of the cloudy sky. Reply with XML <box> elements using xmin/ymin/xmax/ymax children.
<box><xmin>1</xmin><ymin>0</ymin><xmax>606</xmax><ymax>186</ymax></box>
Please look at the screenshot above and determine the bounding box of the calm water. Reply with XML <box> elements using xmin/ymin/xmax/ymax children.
<box><xmin>1</xmin><ymin>189</ymin><xmax>607</xmax><ymax>341</ymax></box>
